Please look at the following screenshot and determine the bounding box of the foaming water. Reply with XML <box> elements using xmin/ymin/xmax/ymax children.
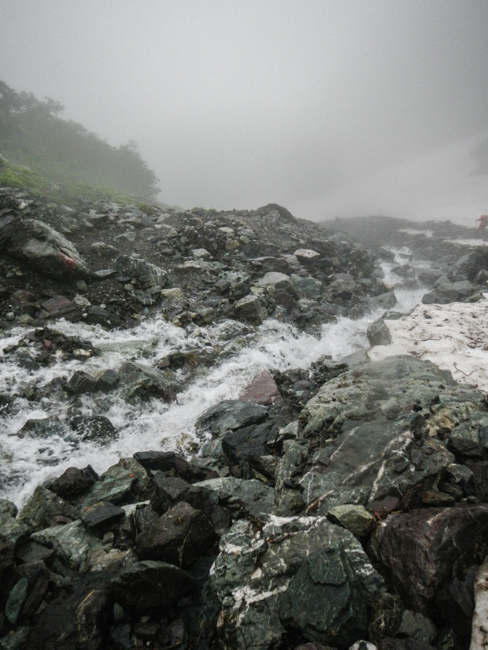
<box><xmin>1</xmin><ymin>310</ymin><xmax>385</xmax><ymax>505</ymax></box>
<box><xmin>380</xmin><ymin>247</ymin><xmax>430</xmax><ymax>313</ymax></box>
<box><xmin>0</xmin><ymin>250</ymin><xmax>428</xmax><ymax>506</ymax></box>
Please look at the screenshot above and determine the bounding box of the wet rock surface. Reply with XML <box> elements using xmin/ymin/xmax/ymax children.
<box><xmin>2</xmin><ymin>193</ymin><xmax>488</xmax><ymax>648</ymax></box>
<box><xmin>4</xmin><ymin>345</ymin><xmax>486</xmax><ymax>649</ymax></box>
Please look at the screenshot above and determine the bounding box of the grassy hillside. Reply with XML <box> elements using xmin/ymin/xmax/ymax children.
<box><xmin>0</xmin><ymin>80</ymin><xmax>160</xmax><ymax>202</ymax></box>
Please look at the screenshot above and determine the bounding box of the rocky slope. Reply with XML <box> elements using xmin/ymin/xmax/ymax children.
<box><xmin>1</xmin><ymin>190</ymin><xmax>488</xmax><ymax>649</ymax></box>
<box><xmin>0</xmin><ymin>190</ymin><xmax>389</xmax><ymax>333</ymax></box>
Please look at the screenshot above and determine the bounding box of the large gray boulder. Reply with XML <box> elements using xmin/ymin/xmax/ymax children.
<box><xmin>367</xmin><ymin>318</ymin><xmax>392</xmax><ymax>347</ymax></box>
<box><xmin>233</xmin><ymin>294</ymin><xmax>265</xmax><ymax>325</ymax></box>
<box><xmin>0</xmin><ymin>216</ymin><xmax>89</xmax><ymax>278</ymax></box>
<box><xmin>296</xmin><ymin>356</ymin><xmax>486</xmax><ymax>513</ymax></box>
<box><xmin>211</xmin><ymin>516</ymin><xmax>384</xmax><ymax>649</ymax></box>
<box><xmin>422</xmin><ymin>280</ymin><xmax>476</xmax><ymax>304</ymax></box>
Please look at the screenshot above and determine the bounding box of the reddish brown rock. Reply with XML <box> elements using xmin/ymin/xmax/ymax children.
<box><xmin>374</xmin><ymin>504</ymin><xmax>488</xmax><ymax>614</ymax></box>
<box><xmin>239</xmin><ymin>370</ymin><xmax>281</xmax><ymax>405</ymax></box>
<box><xmin>41</xmin><ymin>297</ymin><xmax>82</xmax><ymax>321</ymax></box>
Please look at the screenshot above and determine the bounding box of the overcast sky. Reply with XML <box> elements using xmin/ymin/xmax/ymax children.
<box><xmin>1</xmin><ymin>0</ymin><xmax>488</xmax><ymax>219</ymax></box>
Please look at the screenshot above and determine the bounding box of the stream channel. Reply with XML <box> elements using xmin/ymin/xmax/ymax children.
<box><xmin>0</xmin><ymin>247</ymin><xmax>431</xmax><ymax>506</ymax></box>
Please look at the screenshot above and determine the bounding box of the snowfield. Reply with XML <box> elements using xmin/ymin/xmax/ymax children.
<box><xmin>368</xmin><ymin>294</ymin><xmax>488</xmax><ymax>392</ymax></box>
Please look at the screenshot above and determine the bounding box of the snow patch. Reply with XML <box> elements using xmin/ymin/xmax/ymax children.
<box><xmin>368</xmin><ymin>296</ymin><xmax>488</xmax><ymax>392</ymax></box>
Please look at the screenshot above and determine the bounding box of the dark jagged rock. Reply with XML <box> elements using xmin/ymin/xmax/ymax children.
<box><xmin>0</xmin><ymin>539</ymin><xmax>15</xmax><ymax>607</ymax></box>
<box><xmin>109</xmin><ymin>560</ymin><xmax>197</xmax><ymax>611</ymax></box>
<box><xmin>117</xmin><ymin>361</ymin><xmax>180</xmax><ymax>402</ymax></box>
<box><xmin>133</xmin><ymin>450</ymin><xmax>176</xmax><ymax>471</ymax></box>
<box><xmin>76</xmin><ymin>460</ymin><xmax>141</xmax><ymax>508</ymax></box>
<box><xmin>82</xmin><ymin>501</ymin><xmax>125</xmax><ymax>531</ymax></box>
<box><xmin>150</xmin><ymin>475</ymin><xmax>214</xmax><ymax>516</ymax></box>
<box><xmin>48</xmin><ymin>465</ymin><xmax>98</xmax><ymax>499</ymax></box>
<box><xmin>17</xmin><ymin>416</ymin><xmax>69</xmax><ymax>440</ymax></box>
<box><xmin>30</xmin><ymin>519</ymin><xmax>102</xmax><ymax>570</ymax></box>
<box><xmin>221</xmin><ymin>420</ymin><xmax>278</xmax><ymax>464</ymax></box>
<box><xmin>28</xmin><ymin>574</ymin><xmax>112</xmax><ymax>650</ymax></box>
<box><xmin>14</xmin><ymin>541</ymin><xmax>54</xmax><ymax>565</ymax></box>
<box><xmin>0</xmin><ymin>500</ymin><xmax>17</xmax><ymax>520</ymax></box>
<box><xmin>83</xmin><ymin>305</ymin><xmax>123</xmax><ymax>328</ymax></box>
<box><xmin>18</xmin><ymin>486</ymin><xmax>78</xmax><ymax>530</ymax></box>
<box><xmin>66</xmin><ymin>370</ymin><xmax>98</xmax><ymax>394</ymax></box>
<box><xmin>396</xmin><ymin>610</ymin><xmax>437</xmax><ymax>645</ymax></box>
<box><xmin>0</xmin><ymin>627</ymin><xmax>31</xmax><ymax>650</ymax></box>
<box><xmin>135</xmin><ymin>501</ymin><xmax>215</xmax><ymax>567</ymax></box>
<box><xmin>194</xmin><ymin>477</ymin><xmax>274</xmax><ymax>521</ymax></box>
<box><xmin>95</xmin><ymin>368</ymin><xmax>119</xmax><ymax>392</ymax></box>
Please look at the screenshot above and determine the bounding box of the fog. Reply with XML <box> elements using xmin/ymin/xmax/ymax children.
<box><xmin>1</xmin><ymin>0</ymin><xmax>488</xmax><ymax>221</ymax></box>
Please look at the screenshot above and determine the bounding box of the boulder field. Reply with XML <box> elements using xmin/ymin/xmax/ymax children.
<box><xmin>2</xmin><ymin>355</ymin><xmax>488</xmax><ymax>649</ymax></box>
<box><xmin>1</xmin><ymin>188</ymin><xmax>488</xmax><ymax>648</ymax></box>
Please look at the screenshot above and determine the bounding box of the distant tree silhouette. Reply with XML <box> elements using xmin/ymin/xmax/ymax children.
<box><xmin>0</xmin><ymin>80</ymin><xmax>160</xmax><ymax>199</ymax></box>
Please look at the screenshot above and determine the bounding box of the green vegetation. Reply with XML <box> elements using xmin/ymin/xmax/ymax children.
<box><xmin>0</xmin><ymin>80</ymin><xmax>160</xmax><ymax>201</ymax></box>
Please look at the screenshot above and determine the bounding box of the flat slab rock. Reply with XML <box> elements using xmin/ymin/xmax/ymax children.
<box><xmin>194</xmin><ymin>477</ymin><xmax>274</xmax><ymax>521</ymax></box>
<box><xmin>196</xmin><ymin>399</ymin><xmax>268</xmax><ymax>437</ymax></box>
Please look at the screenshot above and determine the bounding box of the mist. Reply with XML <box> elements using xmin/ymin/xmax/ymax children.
<box><xmin>1</xmin><ymin>0</ymin><xmax>488</xmax><ymax>221</ymax></box>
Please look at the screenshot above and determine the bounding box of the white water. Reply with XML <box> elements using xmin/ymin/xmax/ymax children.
<box><xmin>444</xmin><ymin>238</ymin><xmax>488</xmax><ymax>247</ymax></box>
<box><xmin>0</xmin><ymin>250</ymin><xmax>428</xmax><ymax>506</ymax></box>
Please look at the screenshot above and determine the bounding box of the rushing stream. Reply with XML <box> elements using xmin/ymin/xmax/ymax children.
<box><xmin>0</xmin><ymin>248</ymin><xmax>428</xmax><ymax>506</ymax></box>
